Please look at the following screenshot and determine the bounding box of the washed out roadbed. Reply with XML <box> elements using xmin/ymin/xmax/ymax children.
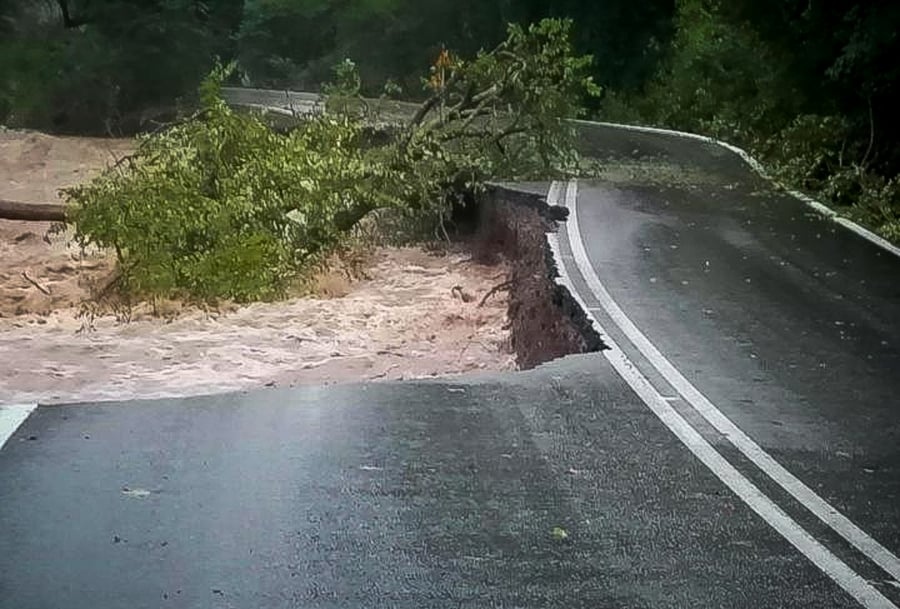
<box><xmin>0</xmin><ymin>130</ymin><xmax>597</xmax><ymax>405</ymax></box>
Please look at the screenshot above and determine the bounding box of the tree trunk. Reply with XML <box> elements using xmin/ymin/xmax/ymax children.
<box><xmin>0</xmin><ymin>200</ymin><xmax>67</xmax><ymax>222</ymax></box>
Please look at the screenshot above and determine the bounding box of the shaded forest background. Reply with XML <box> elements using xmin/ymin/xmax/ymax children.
<box><xmin>2</xmin><ymin>0</ymin><xmax>899</xmax><ymax>238</ymax></box>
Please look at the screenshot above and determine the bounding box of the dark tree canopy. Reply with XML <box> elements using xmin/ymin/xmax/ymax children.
<box><xmin>0</xmin><ymin>0</ymin><xmax>672</xmax><ymax>132</ymax></box>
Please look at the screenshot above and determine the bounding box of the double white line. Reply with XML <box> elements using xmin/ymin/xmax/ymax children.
<box><xmin>548</xmin><ymin>179</ymin><xmax>900</xmax><ymax>609</ymax></box>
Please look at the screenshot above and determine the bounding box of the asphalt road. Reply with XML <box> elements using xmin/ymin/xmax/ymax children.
<box><xmin>0</xmin><ymin>367</ymin><xmax>881</xmax><ymax>609</ymax></box>
<box><xmin>2</xmin><ymin>117</ymin><xmax>899</xmax><ymax>608</ymax></box>
<box><xmin>568</xmin><ymin>123</ymin><xmax>900</xmax><ymax>554</ymax></box>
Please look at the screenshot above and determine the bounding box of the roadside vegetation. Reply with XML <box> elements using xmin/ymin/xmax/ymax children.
<box><xmin>601</xmin><ymin>1</ymin><xmax>900</xmax><ymax>242</ymax></box>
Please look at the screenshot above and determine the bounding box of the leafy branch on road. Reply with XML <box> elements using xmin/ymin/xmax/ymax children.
<box><xmin>63</xmin><ymin>19</ymin><xmax>599</xmax><ymax>303</ymax></box>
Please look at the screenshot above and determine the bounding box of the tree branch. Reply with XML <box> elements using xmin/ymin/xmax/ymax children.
<box><xmin>860</xmin><ymin>95</ymin><xmax>875</xmax><ymax>171</ymax></box>
<box><xmin>0</xmin><ymin>199</ymin><xmax>67</xmax><ymax>222</ymax></box>
<box><xmin>21</xmin><ymin>272</ymin><xmax>51</xmax><ymax>296</ymax></box>
<box><xmin>478</xmin><ymin>279</ymin><xmax>513</xmax><ymax>306</ymax></box>
<box><xmin>408</xmin><ymin>71</ymin><xmax>462</xmax><ymax>128</ymax></box>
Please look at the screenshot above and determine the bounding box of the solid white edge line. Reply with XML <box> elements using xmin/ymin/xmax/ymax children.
<box><xmin>559</xmin><ymin>178</ymin><xmax>900</xmax><ymax>584</ymax></box>
<box><xmin>0</xmin><ymin>403</ymin><xmax>37</xmax><ymax>449</ymax></box>
<box><xmin>548</xmin><ymin>182</ymin><xmax>897</xmax><ymax>609</ymax></box>
<box><xmin>569</xmin><ymin>118</ymin><xmax>900</xmax><ymax>259</ymax></box>
<box><xmin>565</xmin><ymin>181</ymin><xmax>900</xmax><ymax>581</ymax></box>
<box><xmin>546</xmin><ymin>235</ymin><xmax>603</xmax><ymax>340</ymax></box>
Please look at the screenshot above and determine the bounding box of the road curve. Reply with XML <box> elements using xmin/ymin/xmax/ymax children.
<box><xmin>556</xmin><ymin>121</ymin><xmax>900</xmax><ymax>605</ymax></box>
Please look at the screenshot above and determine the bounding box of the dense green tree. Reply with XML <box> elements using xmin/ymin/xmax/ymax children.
<box><xmin>614</xmin><ymin>0</ymin><xmax>900</xmax><ymax>239</ymax></box>
<box><xmin>1</xmin><ymin>0</ymin><xmax>674</xmax><ymax>130</ymax></box>
<box><xmin>0</xmin><ymin>0</ymin><xmax>243</xmax><ymax>132</ymax></box>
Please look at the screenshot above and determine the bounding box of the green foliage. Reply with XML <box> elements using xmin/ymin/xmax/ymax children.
<box><xmin>823</xmin><ymin>172</ymin><xmax>900</xmax><ymax>241</ymax></box>
<box><xmin>407</xmin><ymin>19</ymin><xmax>600</xmax><ymax>183</ymax></box>
<box><xmin>603</xmin><ymin>0</ymin><xmax>900</xmax><ymax>244</ymax></box>
<box><xmin>627</xmin><ymin>0</ymin><xmax>797</xmax><ymax>141</ymax></box>
<box><xmin>67</xmin><ymin>65</ymin><xmax>398</xmax><ymax>301</ymax></box>
<box><xmin>323</xmin><ymin>59</ymin><xmax>362</xmax><ymax>98</ymax></box>
<box><xmin>2</xmin><ymin>0</ymin><xmax>668</xmax><ymax>132</ymax></box>
<box><xmin>0</xmin><ymin>0</ymin><xmax>241</xmax><ymax>132</ymax></box>
<box><xmin>65</xmin><ymin>19</ymin><xmax>598</xmax><ymax>302</ymax></box>
<box><xmin>232</xmin><ymin>0</ymin><xmax>674</xmax><ymax>98</ymax></box>
<box><xmin>760</xmin><ymin>115</ymin><xmax>849</xmax><ymax>189</ymax></box>
<box><xmin>235</xmin><ymin>0</ymin><xmax>398</xmax><ymax>90</ymax></box>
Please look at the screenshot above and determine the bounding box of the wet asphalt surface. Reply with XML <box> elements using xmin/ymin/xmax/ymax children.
<box><xmin>0</xmin><ymin>366</ymin><xmax>870</xmax><ymax>609</ymax></box>
<box><xmin>2</xmin><ymin>120</ymin><xmax>899</xmax><ymax>608</ymax></box>
<box><xmin>572</xmin><ymin>123</ymin><xmax>900</xmax><ymax>561</ymax></box>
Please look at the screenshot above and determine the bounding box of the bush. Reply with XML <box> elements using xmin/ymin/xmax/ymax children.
<box><xmin>760</xmin><ymin>115</ymin><xmax>849</xmax><ymax>189</ymax></box>
<box><xmin>66</xmin><ymin>68</ymin><xmax>403</xmax><ymax>301</ymax></box>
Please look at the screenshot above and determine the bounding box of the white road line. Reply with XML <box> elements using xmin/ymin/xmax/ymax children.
<box><xmin>0</xmin><ymin>404</ymin><xmax>37</xmax><ymax>449</ymax></box>
<box><xmin>555</xmin><ymin>178</ymin><xmax>900</xmax><ymax>585</ymax></box>
<box><xmin>547</xmin><ymin>193</ymin><xmax>897</xmax><ymax>609</ymax></box>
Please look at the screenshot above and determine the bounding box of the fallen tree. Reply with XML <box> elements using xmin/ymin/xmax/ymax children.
<box><xmin>0</xmin><ymin>199</ymin><xmax>66</xmax><ymax>222</ymax></box>
<box><xmin>61</xmin><ymin>18</ymin><xmax>599</xmax><ymax>302</ymax></box>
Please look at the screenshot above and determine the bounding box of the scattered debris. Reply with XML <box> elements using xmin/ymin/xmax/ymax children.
<box><xmin>20</xmin><ymin>271</ymin><xmax>51</xmax><ymax>296</ymax></box>
<box><xmin>121</xmin><ymin>487</ymin><xmax>152</xmax><ymax>498</ymax></box>
<box><xmin>451</xmin><ymin>285</ymin><xmax>476</xmax><ymax>303</ymax></box>
<box><xmin>551</xmin><ymin>526</ymin><xmax>569</xmax><ymax>540</ymax></box>
<box><xmin>478</xmin><ymin>280</ymin><xmax>513</xmax><ymax>307</ymax></box>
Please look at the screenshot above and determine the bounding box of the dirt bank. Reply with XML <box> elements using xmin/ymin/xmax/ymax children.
<box><xmin>474</xmin><ymin>185</ymin><xmax>605</xmax><ymax>368</ymax></box>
